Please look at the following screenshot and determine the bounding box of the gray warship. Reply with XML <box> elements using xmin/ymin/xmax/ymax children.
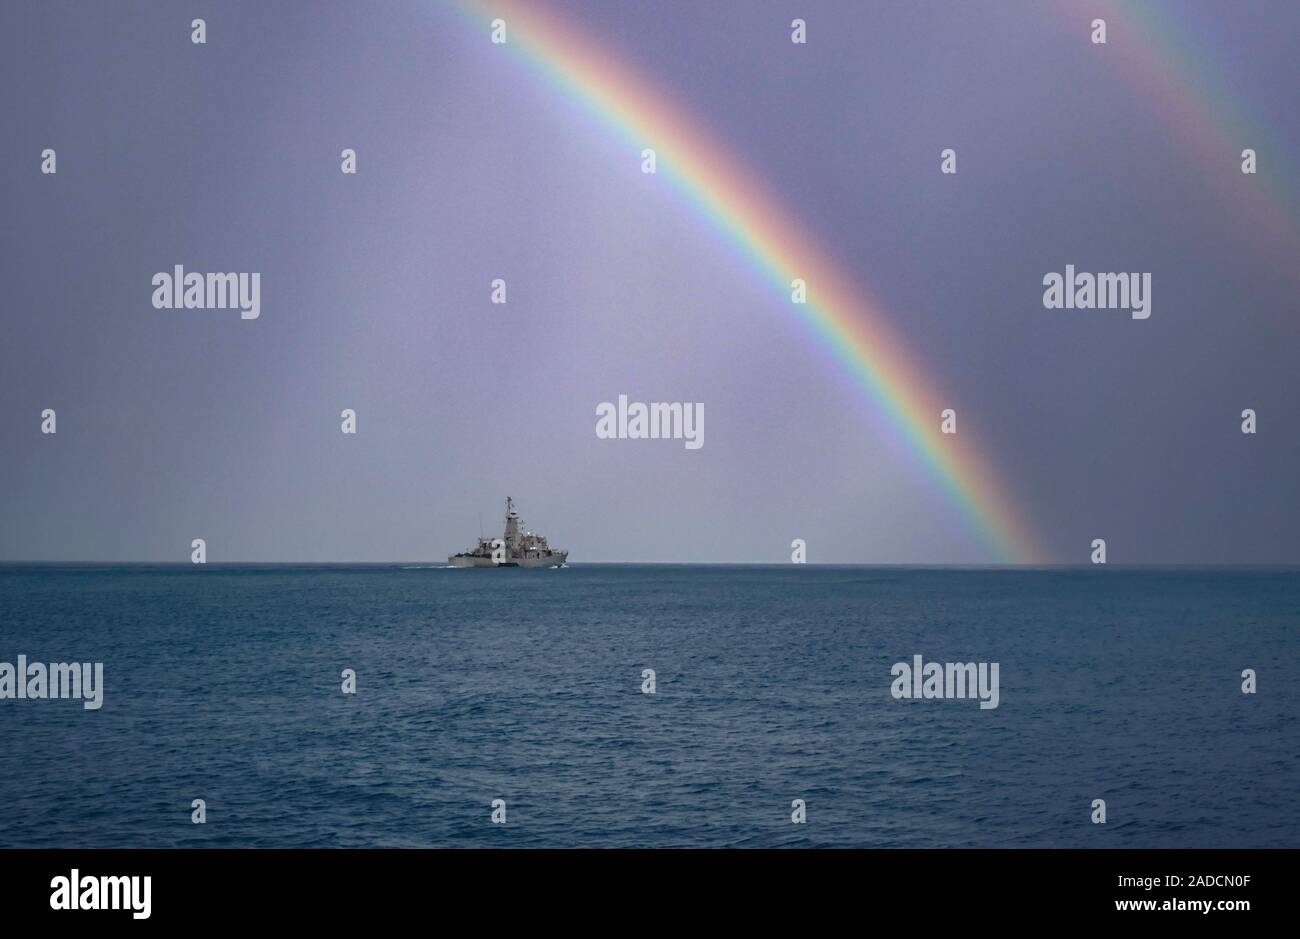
<box><xmin>449</xmin><ymin>497</ymin><xmax>569</xmax><ymax>568</ymax></box>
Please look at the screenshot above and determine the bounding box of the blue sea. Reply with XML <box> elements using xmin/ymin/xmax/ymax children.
<box><xmin>0</xmin><ymin>564</ymin><xmax>1295</xmax><ymax>848</ymax></box>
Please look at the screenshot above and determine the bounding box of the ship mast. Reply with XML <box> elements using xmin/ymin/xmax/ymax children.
<box><xmin>504</xmin><ymin>496</ymin><xmax>520</xmax><ymax>555</ymax></box>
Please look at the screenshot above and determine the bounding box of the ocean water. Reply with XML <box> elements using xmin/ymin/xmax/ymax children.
<box><xmin>0</xmin><ymin>564</ymin><xmax>1295</xmax><ymax>848</ymax></box>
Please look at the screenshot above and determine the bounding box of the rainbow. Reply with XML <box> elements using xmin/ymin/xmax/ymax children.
<box><xmin>455</xmin><ymin>0</ymin><xmax>1044</xmax><ymax>563</ymax></box>
<box><xmin>1064</xmin><ymin>0</ymin><xmax>1300</xmax><ymax>288</ymax></box>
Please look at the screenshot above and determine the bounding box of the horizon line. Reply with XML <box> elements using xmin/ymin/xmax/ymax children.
<box><xmin>2</xmin><ymin>560</ymin><xmax>1297</xmax><ymax>570</ymax></box>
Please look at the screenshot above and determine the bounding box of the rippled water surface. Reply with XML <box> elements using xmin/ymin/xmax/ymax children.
<box><xmin>1</xmin><ymin>564</ymin><xmax>1295</xmax><ymax>847</ymax></box>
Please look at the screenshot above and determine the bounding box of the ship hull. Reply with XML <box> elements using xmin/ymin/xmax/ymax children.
<box><xmin>447</xmin><ymin>555</ymin><xmax>495</xmax><ymax>568</ymax></box>
<box><xmin>515</xmin><ymin>553</ymin><xmax>567</xmax><ymax>568</ymax></box>
<box><xmin>447</xmin><ymin>553</ymin><xmax>567</xmax><ymax>568</ymax></box>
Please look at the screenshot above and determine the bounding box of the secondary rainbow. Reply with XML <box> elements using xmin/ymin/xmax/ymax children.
<box><xmin>1063</xmin><ymin>0</ymin><xmax>1300</xmax><ymax>288</ymax></box>
<box><xmin>457</xmin><ymin>0</ymin><xmax>1043</xmax><ymax>563</ymax></box>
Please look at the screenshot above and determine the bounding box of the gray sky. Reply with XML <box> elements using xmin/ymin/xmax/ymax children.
<box><xmin>1</xmin><ymin>0</ymin><xmax>1297</xmax><ymax>563</ymax></box>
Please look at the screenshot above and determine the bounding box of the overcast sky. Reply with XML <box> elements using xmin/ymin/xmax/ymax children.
<box><xmin>1</xmin><ymin>0</ymin><xmax>1297</xmax><ymax>563</ymax></box>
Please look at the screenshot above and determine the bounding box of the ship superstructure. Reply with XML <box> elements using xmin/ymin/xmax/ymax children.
<box><xmin>449</xmin><ymin>497</ymin><xmax>568</xmax><ymax>568</ymax></box>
